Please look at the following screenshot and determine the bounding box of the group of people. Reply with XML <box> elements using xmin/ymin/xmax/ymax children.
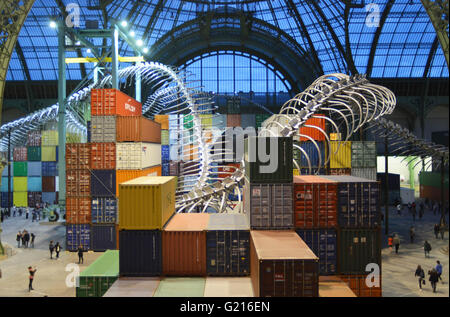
<box><xmin>415</xmin><ymin>261</ymin><xmax>444</xmax><ymax>293</ymax></box>
<box><xmin>395</xmin><ymin>199</ymin><xmax>449</xmax><ymax>224</ymax></box>
<box><xmin>387</xmin><ymin>234</ymin><xmax>435</xmax><ymax>259</ymax></box>
<box><xmin>0</xmin><ymin>204</ymin><xmax>46</xmax><ymax>223</ymax></box>
<box><xmin>48</xmin><ymin>241</ymin><xmax>62</xmax><ymax>259</ymax></box>
<box><xmin>16</xmin><ymin>230</ymin><xmax>35</xmax><ymax>248</ymax></box>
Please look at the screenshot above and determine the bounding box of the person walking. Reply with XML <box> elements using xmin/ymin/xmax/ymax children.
<box><xmin>424</xmin><ymin>240</ymin><xmax>432</xmax><ymax>258</ymax></box>
<box><xmin>397</xmin><ymin>203</ymin><xmax>402</xmax><ymax>215</ymax></box>
<box><xmin>409</xmin><ymin>226</ymin><xmax>416</xmax><ymax>243</ymax></box>
<box><xmin>28</xmin><ymin>266</ymin><xmax>37</xmax><ymax>292</ymax></box>
<box><xmin>30</xmin><ymin>233</ymin><xmax>35</xmax><ymax>248</ymax></box>
<box><xmin>439</xmin><ymin>223</ymin><xmax>446</xmax><ymax>240</ymax></box>
<box><xmin>16</xmin><ymin>231</ymin><xmax>22</xmax><ymax>248</ymax></box>
<box><xmin>49</xmin><ymin>241</ymin><xmax>54</xmax><ymax>259</ymax></box>
<box><xmin>24</xmin><ymin>231</ymin><xmax>30</xmax><ymax>248</ymax></box>
<box><xmin>428</xmin><ymin>269</ymin><xmax>439</xmax><ymax>293</ymax></box>
<box><xmin>415</xmin><ymin>265</ymin><xmax>425</xmax><ymax>291</ymax></box>
<box><xmin>436</xmin><ymin>261</ymin><xmax>443</xmax><ymax>283</ymax></box>
<box><xmin>55</xmin><ymin>242</ymin><xmax>61</xmax><ymax>259</ymax></box>
<box><xmin>393</xmin><ymin>234</ymin><xmax>400</xmax><ymax>254</ymax></box>
<box><xmin>388</xmin><ymin>235</ymin><xmax>393</xmax><ymax>253</ymax></box>
<box><xmin>77</xmin><ymin>245</ymin><xmax>84</xmax><ymax>264</ymax></box>
<box><xmin>434</xmin><ymin>224</ymin><xmax>440</xmax><ymax>239</ymax></box>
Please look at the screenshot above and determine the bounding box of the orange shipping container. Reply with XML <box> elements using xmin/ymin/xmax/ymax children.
<box><xmin>90</xmin><ymin>143</ymin><xmax>116</xmax><ymax>170</ymax></box>
<box><xmin>183</xmin><ymin>144</ymin><xmax>199</xmax><ymax>161</ymax></box>
<box><xmin>218</xmin><ymin>163</ymin><xmax>240</xmax><ymax>178</ymax></box>
<box><xmin>116</xmin><ymin>116</ymin><xmax>161</xmax><ymax>143</ymax></box>
<box><xmin>329</xmin><ymin>168</ymin><xmax>351</xmax><ymax>176</ymax></box>
<box><xmin>420</xmin><ymin>185</ymin><xmax>449</xmax><ymax>202</ymax></box>
<box><xmin>66</xmin><ymin>170</ymin><xmax>91</xmax><ymax>197</ymax></box>
<box><xmin>66</xmin><ymin>144</ymin><xmax>90</xmax><ymax>170</ymax></box>
<box><xmin>339</xmin><ymin>274</ymin><xmax>382</xmax><ymax>297</ymax></box>
<box><xmin>115</xmin><ymin>166</ymin><xmax>161</xmax><ymax>197</ymax></box>
<box><xmin>66</xmin><ymin>197</ymin><xmax>91</xmax><ymax>224</ymax></box>
<box><xmin>91</xmin><ymin>89</ymin><xmax>142</xmax><ymax>116</ymax></box>
<box><xmin>154</xmin><ymin>115</ymin><xmax>169</xmax><ymax>130</ymax></box>
<box><xmin>299</xmin><ymin>115</ymin><xmax>326</xmax><ymax>141</ymax></box>
<box><xmin>162</xmin><ymin>213</ymin><xmax>210</xmax><ymax>276</ymax></box>
<box><xmin>227</xmin><ymin>114</ymin><xmax>241</xmax><ymax>127</ymax></box>
<box><xmin>319</xmin><ymin>276</ymin><xmax>356</xmax><ymax>297</ymax></box>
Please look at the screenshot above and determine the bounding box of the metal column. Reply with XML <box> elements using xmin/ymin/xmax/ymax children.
<box><xmin>111</xmin><ymin>26</ymin><xmax>119</xmax><ymax>90</ymax></box>
<box><xmin>58</xmin><ymin>21</ymin><xmax>67</xmax><ymax>207</ymax></box>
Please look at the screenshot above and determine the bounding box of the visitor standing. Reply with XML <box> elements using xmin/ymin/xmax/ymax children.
<box><xmin>439</xmin><ymin>223</ymin><xmax>446</xmax><ymax>240</ymax></box>
<box><xmin>388</xmin><ymin>235</ymin><xmax>393</xmax><ymax>252</ymax></box>
<box><xmin>397</xmin><ymin>203</ymin><xmax>402</xmax><ymax>215</ymax></box>
<box><xmin>30</xmin><ymin>233</ymin><xmax>35</xmax><ymax>248</ymax></box>
<box><xmin>55</xmin><ymin>242</ymin><xmax>61</xmax><ymax>259</ymax></box>
<box><xmin>77</xmin><ymin>245</ymin><xmax>84</xmax><ymax>264</ymax></box>
<box><xmin>393</xmin><ymin>234</ymin><xmax>400</xmax><ymax>254</ymax></box>
<box><xmin>434</xmin><ymin>224</ymin><xmax>440</xmax><ymax>239</ymax></box>
<box><xmin>28</xmin><ymin>266</ymin><xmax>36</xmax><ymax>292</ymax></box>
<box><xmin>424</xmin><ymin>240</ymin><xmax>432</xmax><ymax>258</ymax></box>
<box><xmin>49</xmin><ymin>241</ymin><xmax>54</xmax><ymax>259</ymax></box>
<box><xmin>16</xmin><ymin>231</ymin><xmax>21</xmax><ymax>248</ymax></box>
<box><xmin>409</xmin><ymin>226</ymin><xmax>416</xmax><ymax>243</ymax></box>
<box><xmin>415</xmin><ymin>265</ymin><xmax>425</xmax><ymax>291</ymax></box>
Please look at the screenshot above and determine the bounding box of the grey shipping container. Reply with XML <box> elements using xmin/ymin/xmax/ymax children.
<box><xmin>338</xmin><ymin>228</ymin><xmax>381</xmax><ymax>274</ymax></box>
<box><xmin>243</xmin><ymin>178</ymin><xmax>293</xmax><ymax>229</ymax></box>
<box><xmin>351</xmin><ymin>168</ymin><xmax>377</xmax><ymax>181</ymax></box>
<box><xmin>91</xmin><ymin>224</ymin><xmax>117</xmax><ymax>251</ymax></box>
<box><xmin>91</xmin><ymin>116</ymin><xmax>116</xmax><ymax>143</ymax></box>
<box><xmin>27</xmin><ymin>162</ymin><xmax>42</xmax><ymax>177</ymax></box>
<box><xmin>351</xmin><ymin>141</ymin><xmax>377</xmax><ymax>168</ymax></box>
<box><xmin>42</xmin><ymin>192</ymin><xmax>57</xmax><ymax>204</ymax></box>
<box><xmin>206</xmin><ymin>214</ymin><xmax>250</xmax><ymax>276</ymax></box>
<box><xmin>91</xmin><ymin>170</ymin><xmax>116</xmax><ymax>197</ymax></box>
<box><xmin>119</xmin><ymin>230</ymin><xmax>162</xmax><ymax>277</ymax></box>
<box><xmin>241</xmin><ymin>114</ymin><xmax>256</xmax><ymax>129</ymax></box>
<box><xmin>244</xmin><ymin>137</ymin><xmax>293</xmax><ymax>183</ymax></box>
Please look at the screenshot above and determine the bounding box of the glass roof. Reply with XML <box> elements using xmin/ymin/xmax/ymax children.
<box><xmin>6</xmin><ymin>0</ymin><xmax>449</xmax><ymax>82</ymax></box>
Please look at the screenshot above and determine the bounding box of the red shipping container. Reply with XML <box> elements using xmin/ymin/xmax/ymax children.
<box><xmin>66</xmin><ymin>197</ymin><xmax>91</xmax><ymax>224</ymax></box>
<box><xmin>299</xmin><ymin>115</ymin><xmax>326</xmax><ymax>141</ymax></box>
<box><xmin>227</xmin><ymin>114</ymin><xmax>241</xmax><ymax>127</ymax></box>
<box><xmin>116</xmin><ymin>116</ymin><xmax>161</xmax><ymax>143</ymax></box>
<box><xmin>420</xmin><ymin>185</ymin><xmax>449</xmax><ymax>202</ymax></box>
<box><xmin>66</xmin><ymin>170</ymin><xmax>91</xmax><ymax>197</ymax></box>
<box><xmin>13</xmin><ymin>147</ymin><xmax>27</xmax><ymax>161</ymax></box>
<box><xmin>339</xmin><ymin>274</ymin><xmax>382</xmax><ymax>297</ymax></box>
<box><xmin>90</xmin><ymin>143</ymin><xmax>116</xmax><ymax>170</ymax></box>
<box><xmin>27</xmin><ymin>131</ymin><xmax>41</xmax><ymax>146</ymax></box>
<box><xmin>66</xmin><ymin>144</ymin><xmax>90</xmax><ymax>170</ymax></box>
<box><xmin>42</xmin><ymin>176</ymin><xmax>56</xmax><ymax>192</ymax></box>
<box><xmin>294</xmin><ymin>175</ymin><xmax>338</xmax><ymax>228</ymax></box>
<box><xmin>91</xmin><ymin>89</ymin><xmax>142</xmax><ymax>116</ymax></box>
<box><xmin>218</xmin><ymin>163</ymin><xmax>240</xmax><ymax>178</ymax></box>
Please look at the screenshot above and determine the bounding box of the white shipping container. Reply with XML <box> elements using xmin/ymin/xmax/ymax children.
<box><xmin>400</xmin><ymin>187</ymin><xmax>415</xmax><ymax>205</ymax></box>
<box><xmin>169</xmin><ymin>144</ymin><xmax>181</xmax><ymax>161</ymax></box>
<box><xmin>116</xmin><ymin>142</ymin><xmax>161</xmax><ymax>170</ymax></box>
<box><xmin>91</xmin><ymin>116</ymin><xmax>116</xmax><ymax>143</ymax></box>
<box><xmin>55</xmin><ymin>176</ymin><xmax>59</xmax><ymax>192</ymax></box>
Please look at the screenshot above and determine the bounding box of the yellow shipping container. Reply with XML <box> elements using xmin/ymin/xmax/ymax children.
<box><xmin>200</xmin><ymin>114</ymin><xmax>213</xmax><ymax>128</ymax></box>
<box><xmin>13</xmin><ymin>177</ymin><xmax>28</xmax><ymax>192</ymax></box>
<box><xmin>41</xmin><ymin>146</ymin><xmax>57</xmax><ymax>161</ymax></box>
<box><xmin>119</xmin><ymin>176</ymin><xmax>177</xmax><ymax>230</ymax></box>
<box><xmin>330</xmin><ymin>141</ymin><xmax>352</xmax><ymax>168</ymax></box>
<box><xmin>41</xmin><ymin>130</ymin><xmax>58</xmax><ymax>146</ymax></box>
<box><xmin>330</xmin><ymin>133</ymin><xmax>342</xmax><ymax>141</ymax></box>
<box><xmin>13</xmin><ymin>192</ymin><xmax>28</xmax><ymax>207</ymax></box>
<box><xmin>154</xmin><ymin>115</ymin><xmax>169</xmax><ymax>130</ymax></box>
<box><xmin>293</xmin><ymin>169</ymin><xmax>300</xmax><ymax>176</ymax></box>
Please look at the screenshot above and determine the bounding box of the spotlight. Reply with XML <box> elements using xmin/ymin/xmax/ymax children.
<box><xmin>136</xmin><ymin>39</ymin><xmax>143</xmax><ymax>47</ymax></box>
<box><xmin>143</xmin><ymin>48</ymin><xmax>149</xmax><ymax>54</ymax></box>
<box><xmin>129</xmin><ymin>31</ymin><xmax>135</xmax><ymax>37</ymax></box>
<box><xmin>50</xmin><ymin>21</ymin><xmax>57</xmax><ymax>28</ymax></box>
<box><xmin>121</xmin><ymin>20</ymin><xmax>127</xmax><ymax>27</ymax></box>
<box><xmin>86</xmin><ymin>48</ymin><xmax>92</xmax><ymax>54</ymax></box>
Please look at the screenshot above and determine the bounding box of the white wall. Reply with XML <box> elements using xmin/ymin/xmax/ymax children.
<box><xmin>377</xmin><ymin>156</ymin><xmax>432</xmax><ymax>184</ymax></box>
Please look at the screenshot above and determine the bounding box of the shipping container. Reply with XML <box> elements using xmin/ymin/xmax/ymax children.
<box><xmin>419</xmin><ymin>171</ymin><xmax>449</xmax><ymax>189</ymax></box>
<box><xmin>1</xmin><ymin>177</ymin><xmax>13</xmax><ymax>192</ymax></box>
<box><xmin>119</xmin><ymin>176</ymin><xmax>176</xmax><ymax>230</ymax></box>
<box><xmin>338</xmin><ymin>229</ymin><xmax>381</xmax><ymax>274</ymax></box>
<box><xmin>339</xmin><ymin>274</ymin><xmax>382</xmax><ymax>297</ymax></box>
<box><xmin>116</xmin><ymin>142</ymin><xmax>161</xmax><ymax>170</ymax></box>
<box><xmin>13</xmin><ymin>162</ymin><xmax>27</xmax><ymax>176</ymax></box>
<box><xmin>42</xmin><ymin>192</ymin><xmax>57</xmax><ymax>204</ymax></box>
<box><xmin>318</xmin><ymin>276</ymin><xmax>356</xmax><ymax>297</ymax></box>
<box><xmin>200</xmin><ymin>114</ymin><xmax>213</xmax><ymax>128</ymax></box>
<box><xmin>154</xmin><ymin>278</ymin><xmax>206</xmax><ymax>297</ymax></box>
<box><xmin>400</xmin><ymin>187</ymin><xmax>415</xmax><ymax>205</ymax></box>
<box><xmin>66</xmin><ymin>197</ymin><xmax>91</xmax><ymax>224</ymax></box>
<box><xmin>27</xmin><ymin>177</ymin><xmax>42</xmax><ymax>192</ymax></box>
<box><xmin>162</xmin><ymin>163</ymin><xmax>170</xmax><ymax>176</ymax></box>
<box><xmin>41</xmin><ymin>146</ymin><xmax>57</xmax><ymax>162</ymax></box>
<box><xmin>115</xmin><ymin>166</ymin><xmax>162</xmax><ymax>198</ymax></box>
<box><xmin>377</xmin><ymin>173</ymin><xmax>400</xmax><ymax>191</ymax></box>
<box><xmin>169</xmin><ymin>161</ymin><xmax>180</xmax><ymax>176</ymax></box>
<box><xmin>161</xmin><ymin>130</ymin><xmax>169</xmax><ymax>145</ymax></box>
<box><xmin>296</xmin><ymin>229</ymin><xmax>337</xmax><ymax>275</ymax></box>
<box><xmin>13</xmin><ymin>191</ymin><xmax>28</xmax><ymax>207</ymax></box>
<box><xmin>206</xmin><ymin>214</ymin><xmax>250</xmax><ymax>276</ymax></box>
<box><xmin>1</xmin><ymin>192</ymin><xmax>13</xmax><ymax>208</ymax></box>
<box><xmin>119</xmin><ymin>230</ymin><xmax>162</xmax><ymax>277</ymax></box>
<box><xmin>241</xmin><ymin>114</ymin><xmax>256</xmax><ymax>129</ymax></box>
<box><xmin>91</xmin><ymin>197</ymin><xmax>117</xmax><ymax>223</ymax></box>
<box><xmin>2</xmin><ymin>166</ymin><xmax>10</xmax><ymax>177</ymax></box>
<box><xmin>212</xmin><ymin>114</ymin><xmax>226</xmax><ymax>129</ymax></box>
<box><xmin>27</xmin><ymin>131</ymin><xmax>41</xmax><ymax>147</ymax></box>
<box><xmin>300</xmin><ymin>168</ymin><xmax>326</xmax><ymax>175</ymax></box>
<box><xmin>351</xmin><ymin>141</ymin><xmax>377</xmax><ymax>168</ymax></box>
<box><xmin>299</xmin><ymin>115</ymin><xmax>326</xmax><ymax>141</ymax></box>
<box><xmin>218</xmin><ymin>163</ymin><xmax>240</xmax><ymax>179</ymax></box>
<box><xmin>76</xmin><ymin>250</ymin><xmax>119</xmax><ymax>297</ymax></box>
<box><xmin>116</xmin><ymin>116</ymin><xmax>161</xmax><ymax>143</ymax></box>
<box><xmin>162</xmin><ymin>213</ymin><xmax>210</xmax><ymax>276</ymax></box>
<box><xmin>66</xmin><ymin>224</ymin><xmax>91</xmax><ymax>251</ymax></box>
<box><xmin>243</xmin><ymin>179</ymin><xmax>294</xmax><ymax>230</ymax></box>
<box><xmin>91</xmin><ymin>88</ymin><xmax>142</xmax><ymax>116</ymax></box>
<box><xmin>182</xmin><ymin>144</ymin><xmax>199</xmax><ymax>161</ymax></box>
<box><xmin>27</xmin><ymin>192</ymin><xmax>42</xmax><ymax>208</ymax></box>
<box><xmin>420</xmin><ymin>184</ymin><xmax>449</xmax><ymax>202</ymax></box>
<box><xmin>87</xmin><ymin>121</ymin><xmax>91</xmax><ymax>143</ymax></box>
<box><xmin>13</xmin><ymin>177</ymin><xmax>27</xmax><ymax>192</ymax></box>
<box><xmin>351</xmin><ymin>168</ymin><xmax>377</xmax><ymax>181</ymax></box>
<box><xmin>168</xmin><ymin>114</ymin><xmax>180</xmax><ymax>130</ymax></box>
<box><xmin>183</xmin><ymin>114</ymin><xmax>193</xmax><ymax>130</ymax></box>
<box><xmin>154</xmin><ymin>115</ymin><xmax>169</xmax><ymax>129</ymax></box>
<box><xmin>42</xmin><ymin>176</ymin><xmax>55</xmax><ymax>192</ymax></box>
<box><xmin>91</xmin><ymin>170</ymin><xmax>116</xmax><ymax>197</ymax></box>
<box><xmin>90</xmin><ymin>143</ymin><xmax>116</xmax><ymax>170</ymax></box>
<box><xmin>91</xmin><ymin>224</ymin><xmax>117</xmax><ymax>251</ymax></box>
<box><xmin>41</xmin><ymin>130</ymin><xmax>58</xmax><ymax>146</ymax></box>
<box><xmin>27</xmin><ymin>147</ymin><xmax>41</xmax><ymax>161</ymax></box>
<box><xmin>380</xmin><ymin>189</ymin><xmax>401</xmax><ymax>205</ymax></box>
<box><xmin>244</xmin><ymin>137</ymin><xmax>293</xmax><ymax>184</ymax></box>
<box><xmin>330</xmin><ymin>141</ymin><xmax>352</xmax><ymax>169</ymax></box>
<box><xmin>294</xmin><ymin>141</ymin><xmax>325</xmax><ymax>168</ymax></box>
<box><xmin>41</xmin><ymin>162</ymin><xmax>58</xmax><ymax>176</ymax></box>
<box><xmin>250</xmin><ymin>231</ymin><xmax>319</xmax><ymax>297</ymax></box>
<box><xmin>161</xmin><ymin>145</ymin><xmax>170</xmax><ymax>162</ymax></box>
<box><xmin>66</xmin><ymin>169</ymin><xmax>91</xmax><ymax>197</ymax></box>
<box><xmin>103</xmin><ymin>278</ymin><xmax>160</xmax><ymax>297</ymax></box>
<box><xmin>255</xmin><ymin>114</ymin><xmax>270</xmax><ymax>129</ymax></box>
<box><xmin>204</xmin><ymin>277</ymin><xmax>254</xmax><ymax>297</ymax></box>
<box><xmin>293</xmin><ymin>175</ymin><xmax>338</xmax><ymax>229</ymax></box>
<box><xmin>227</xmin><ymin>114</ymin><xmax>241</xmax><ymax>127</ymax></box>
<box><xmin>27</xmin><ymin>162</ymin><xmax>42</xmax><ymax>177</ymax></box>
<box><xmin>66</xmin><ymin>144</ymin><xmax>90</xmax><ymax>170</ymax></box>
<box><xmin>91</xmin><ymin>116</ymin><xmax>116</xmax><ymax>143</ymax></box>
<box><xmin>329</xmin><ymin>168</ymin><xmax>351</xmax><ymax>176</ymax></box>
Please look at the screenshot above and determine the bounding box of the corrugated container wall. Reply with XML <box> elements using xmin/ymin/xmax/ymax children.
<box><xmin>241</xmin><ymin>114</ymin><xmax>256</xmax><ymax>129</ymax></box>
<box><xmin>41</xmin><ymin>146</ymin><xmax>57</xmax><ymax>162</ymax></box>
<box><xmin>154</xmin><ymin>115</ymin><xmax>169</xmax><ymax>130</ymax></box>
<box><xmin>42</xmin><ymin>162</ymin><xmax>58</xmax><ymax>176</ymax></box>
<box><xmin>1</xmin><ymin>177</ymin><xmax>13</xmax><ymax>192</ymax></box>
<box><xmin>27</xmin><ymin>192</ymin><xmax>42</xmax><ymax>207</ymax></box>
<box><xmin>227</xmin><ymin>114</ymin><xmax>241</xmax><ymax>127</ymax></box>
<box><xmin>27</xmin><ymin>177</ymin><xmax>42</xmax><ymax>192</ymax></box>
<box><xmin>91</xmin><ymin>88</ymin><xmax>142</xmax><ymax>116</ymax></box>
<box><xmin>90</xmin><ymin>143</ymin><xmax>116</xmax><ymax>170</ymax></box>
<box><xmin>116</xmin><ymin>142</ymin><xmax>161</xmax><ymax>170</ymax></box>
<box><xmin>42</xmin><ymin>192</ymin><xmax>57</xmax><ymax>204</ymax></box>
<box><xmin>27</xmin><ymin>131</ymin><xmax>41</xmax><ymax>146</ymax></box>
<box><xmin>66</xmin><ymin>170</ymin><xmax>91</xmax><ymax>196</ymax></box>
<box><xmin>1</xmin><ymin>192</ymin><xmax>12</xmax><ymax>208</ymax></box>
<box><xmin>91</xmin><ymin>224</ymin><xmax>117</xmax><ymax>251</ymax></box>
<box><xmin>42</xmin><ymin>176</ymin><xmax>56</xmax><ymax>192</ymax></box>
<box><xmin>116</xmin><ymin>116</ymin><xmax>161</xmax><ymax>143</ymax></box>
<box><xmin>66</xmin><ymin>224</ymin><xmax>91</xmax><ymax>251</ymax></box>
<box><xmin>13</xmin><ymin>192</ymin><xmax>28</xmax><ymax>207</ymax></box>
<box><xmin>330</xmin><ymin>141</ymin><xmax>352</xmax><ymax>169</ymax></box>
<box><xmin>419</xmin><ymin>171</ymin><xmax>449</xmax><ymax>189</ymax></box>
<box><xmin>329</xmin><ymin>168</ymin><xmax>351</xmax><ymax>176</ymax></box>
<box><xmin>161</xmin><ymin>130</ymin><xmax>169</xmax><ymax>145</ymax></box>
<box><xmin>377</xmin><ymin>173</ymin><xmax>400</xmax><ymax>191</ymax></box>
<box><xmin>299</xmin><ymin>115</ymin><xmax>326</xmax><ymax>141</ymax></box>
<box><xmin>91</xmin><ymin>116</ymin><xmax>116</xmax><ymax>143</ymax></box>
<box><xmin>351</xmin><ymin>168</ymin><xmax>377</xmax><ymax>181</ymax></box>
<box><xmin>351</xmin><ymin>141</ymin><xmax>377</xmax><ymax>168</ymax></box>
<box><xmin>13</xmin><ymin>162</ymin><xmax>27</xmax><ymax>176</ymax></box>
<box><xmin>27</xmin><ymin>162</ymin><xmax>42</xmax><ymax>177</ymax></box>
<box><xmin>339</xmin><ymin>274</ymin><xmax>382</xmax><ymax>297</ymax></box>
<box><xmin>13</xmin><ymin>177</ymin><xmax>27</xmax><ymax>192</ymax></box>
<box><xmin>66</xmin><ymin>197</ymin><xmax>91</xmax><ymax>224</ymax></box>
<box><xmin>294</xmin><ymin>141</ymin><xmax>325</xmax><ymax>168</ymax></box>
<box><xmin>115</xmin><ymin>166</ymin><xmax>161</xmax><ymax>197</ymax></box>
<box><xmin>91</xmin><ymin>170</ymin><xmax>116</xmax><ymax>197</ymax></box>
<box><xmin>41</xmin><ymin>130</ymin><xmax>58</xmax><ymax>146</ymax></box>
<box><xmin>66</xmin><ymin>144</ymin><xmax>90</xmax><ymax>170</ymax></box>
<box><xmin>27</xmin><ymin>147</ymin><xmax>41</xmax><ymax>161</ymax></box>
<box><xmin>91</xmin><ymin>197</ymin><xmax>117</xmax><ymax>223</ymax></box>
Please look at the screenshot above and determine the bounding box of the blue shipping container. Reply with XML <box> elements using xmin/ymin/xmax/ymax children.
<box><xmin>42</xmin><ymin>162</ymin><xmax>58</xmax><ymax>176</ymax></box>
<box><xmin>91</xmin><ymin>170</ymin><xmax>116</xmax><ymax>197</ymax></box>
<box><xmin>87</xmin><ymin>121</ymin><xmax>91</xmax><ymax>143</ymax></box>
<box><xmin>28</xmin><ymin>162</ymin><xmax>42</xmax><ymax>177</ymax></box>
<box><xmin>162</xmin><ymin>163</ymin><xmax>170</xmax><ymax>176</ymax></box>
<box><xmin>28</xmin><ymin>177</ymin><xmax>42</xmax><ymax>192</ymax></box>
<box><xmin>1</xmin><ymin>192</ymin><xmax>12</xmax><ymax>208</ymax></box>
<box><xmin>161</xmin><ymin>145</ymin><xmax>170</xmax><ymax>162</ymax></box>
<box><xmin>66</xmin><ymin>224</ymin><xmax>91</xmax><ymax>251</ymax></box>
<box><xmin>91</xmin><ymin>224</ymin><xmax>116</xmax><ymax>251</ymax></box>
<box><xmin>296</xmin><ymin>229</ymin><xmax>337</xmax><ymax>275</ymax></box>
<box><xmin>298</xmin><ymin>141</ymin><xmax>325</xmax><ymax>168</ymax></box>
<box><xmin>91</xmin><ymin>197</ymin><xmax>117</xmax><ymax>223</ymax></box>
<box><xmin>42</xmin><ymin>192</ymin><xmax>57</xmax><ymax>204</ymax></box>
<box><xmin>241</xmin><ymin>114</ymin><xmax>256</xmax><ymax>129</ymax></box>
<box><xmin>1</xmin><ymin>177</ymin><xmax>13</xmax><ymax>192</ymax></box>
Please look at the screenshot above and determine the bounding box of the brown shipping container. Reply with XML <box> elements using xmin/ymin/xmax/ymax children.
<box><xmin>27</xmin><ymin>131</ymin><xmax>41</xmax><ymax>147</ymax></box>
<box><xmin>115</xmin><ymin>166</ymin><xmax>161</xmax><ymax>198</ymax></box>
<box><xmin>162</xmin><ymin>213</ymin><xmax>210</xmax><ymax>276</ymax></box>
<box><xmin>66</xmin><ymin>144</ymin><xmax>90</xmax><ymax>170</ymax></box>
<box><xmin>250</xmin><ymin>231</ymin><xmax>319</xmax><ymax>297</ymax></box>
<box><xmin>66</xmin><ymin>197</ymin><xmax>91</xmax><ymax>224</ymax></box>
<box><xmin>299</xmin><ymin>115</ymin><xmax>326</xmax><ymax>141</ymax></box>
<box><xmin>116</xmin><ymin>116</ymin><xmax>161</xmax><ymax>143</ymax></box>
<box><xmin>66</xmin><ymin>170</ymin><xmax>91</xmax><ymax>197</ymax></box>
<box><xmin>154</xmin><ymin>115</ymin><xmax>169</xmax><ymax>130</ymax></box>
<box><xmin>90</xmin><ymin>143</ymin><xmax>116</xmax><ymax>170</ymax></box>
<box><xmin>293</xmin><ymin>175</ymin><xmax>338</xmax><ymax>228</ymax></box>
<box><xmin>339</xmin><ymin>274</ymin><xmax>382</xmax><ymax>297</ymax></box>
<box><xmin>227</xmin><ymin>114</ymin><xmax>241</xmax><ymax>127</ymax></box>
<box><xmin>13</xmin><ymin>147</ymin><xmax>27</xmax><ymax>161</ymax></box>
<box><xmin>420</xmin><ymin>184</ymin><xmax>449</xmax><ymax>202</ymax></box>
<box><xmin>42</xmin><ymin>176</ymin><xmax>55</xmax><ymax>192</ymax></box>
<box><xmin>318</xmin><ymin>276</ymin><xmax>356</xmax><ymax>297</ymax></box>
<box><xmin>91</xmin><ymin>88</ymin><xmax>142</xmax><ymax>116</ymax></box>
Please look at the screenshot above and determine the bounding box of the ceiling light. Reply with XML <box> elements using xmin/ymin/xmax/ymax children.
<box><xmin>50</xmin><ymin>21</ymin><xmax>57</xmax><ymax>28</ymax></box>
<box><xmin>121</xmin><ymin>20</ymin><xmax>127</xmax><ymax>27</ymax></box>
<box><xmin>136</xmin><ymin>39</ymin><xmax>143</xmax><ymax>47</ymax></box>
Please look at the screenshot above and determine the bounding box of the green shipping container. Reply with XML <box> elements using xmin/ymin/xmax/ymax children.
<box><xmin>244</xmin><ymin>137</ymin><xmax>293</xmax><ymax>183</ymax></box>
<box><xmin>183</xmin><ymin>114</ymin><xmax>194</xmax><ymax>129</ymax></box>
<box><xmin>153</xmin><ymin>278</ymin><xmax>206</xmax><ymax>297</ymax></box>
<box><xmin>161</xmin><ymin>130</ymin><xmax>169</xmax><ymax>145</ymax></box>
<box><xmin>27</xmin><ymin>147</ymin><xmax>41</xmax><ymax>161</ymax></box>
<box><xmin>419</xmin><ymin>172</ymin><xmax>449</xmax><ymax>189</ymax></box>
<box><xmin>255</xmin><ymin>114</ymin><xmax>270</xmax><ymax>129</ymax></box>
<box><xmin>13</xmin><ymin>162</ymin><xmax>28</xmax><ymax>176</ymax></box>
<box><xmin>76</xmin><ymin>250</ymin><xmax>119</xmax><ymax>297</ymax></box>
